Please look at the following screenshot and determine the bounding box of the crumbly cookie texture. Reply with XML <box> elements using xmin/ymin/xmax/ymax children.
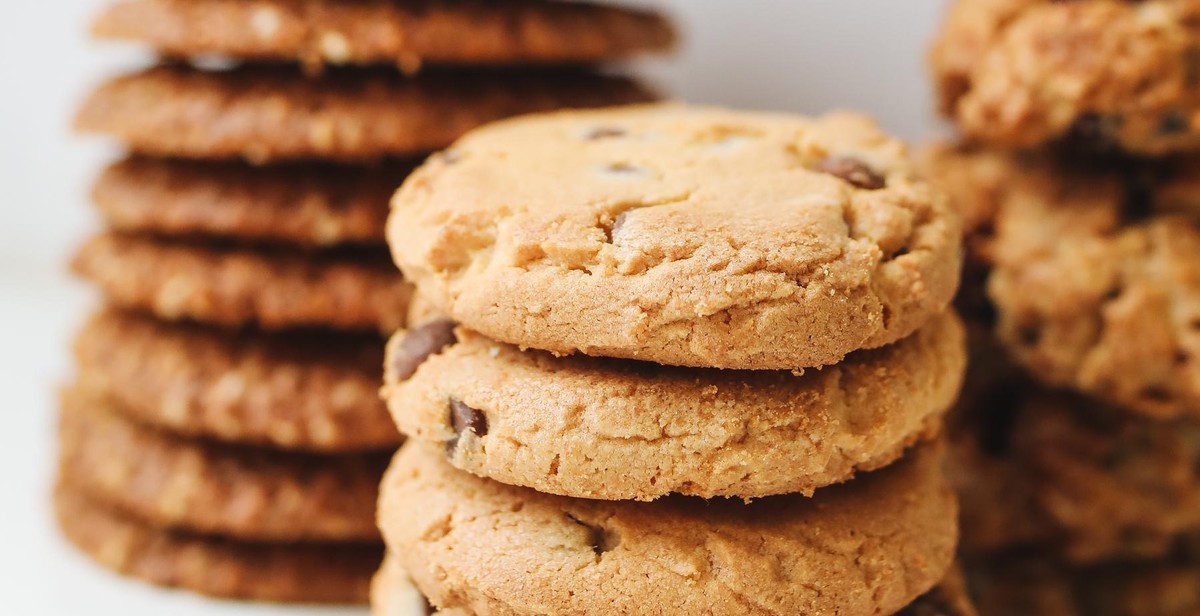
<box><xmin>93</xmin><ymin>157</ymin><xmax>410</xmax><ymax>246</ymax></box>
<box><xmin>950</xmin><ymin>367</ymin><xmax>1200</xmax><ymax>564</ymax></box>
<box><xmin>92</xmin><ymin>0</ymin><xmax>675</xmax><ymax>72</ymax></box>
<box><xmin>75</xmin><ymin>64</ymin><xmax>657</xmax><ymax>163</ymax></box>
<box><xmin>71</xmin><ymin>233</ymin><xmax>412</xmax><ymax>332</ymax></box>
<box><xmin>966</xmin><ymin>554</ymin><xmax>1200</xmax><ymax>616</ymax></box>
<box><xmin>931</xmin><ymin>0</ymin><xmax>1200</xmax><ymax>155</ymax></box>
<box><xmin>378</xmin><ymin>441</ymin><xmax>957</xmax><ymax>616</ymax></box>
<box><xmin>390</xmin><ymin>104</ymin><xmax>961</xmax><ymax>369</ymax></box>
<box><xmin>73</xmin><ymin>309</ymin><xmax>396</xmax><ymax>452</ymax></box>
<box><xmin>57</xmin><ymin>387</ymin><xmax>386</xmax><ymax>542</ymax></box>
<box><xmin>926</xmin><ymin>145</ymin><xmax>1200</xmax><ymax>419</ymax></box>
<box><xmin>54</xmin><ymin>481</ymin><xmax>379</xmax><ymax>604</ymax></box>
<box><xmin>383</xmin><ymin>311</ymin><xmax>964</xmax><ymax>500</ymax></box>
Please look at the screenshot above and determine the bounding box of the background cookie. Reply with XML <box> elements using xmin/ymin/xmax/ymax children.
<box><xmin>75</xmin><ymin>64</ymin><xmax>657</xmax><ymax>162</ymax></box>
<box><xmin>58</xmin><ymin>387</ymin><xmax>386</xmax><ymax>542</ymax></box>
<box><xmin>927</xmin><ymin>146</ymin><xmax>1200</xmax><ymax>419</ymax></box>
<box><xmin>93</xmin><ymin>157</ymin><xmax>411</xmax><ymax>246</ymax></box>
<box><xmin>379</xmin><ymin>440</ymin><xmax>957</xmax><ymax>616</ymax></box>
<box><xmin>390</xmin><ymin>104</ymin><xmax>961</xmax><ymax>369</ymax></box>
<box><xmin>71</xmin><ymin>233</ymin><xmax>412</xmax><ymax>332</ymax></box>
<box><xmin>93</xmin><ymin>0</ymin><xmax>675</xmax><ymax>71</ymax></box>
<box><xmin>384</xmin><ymin>312</ymin><xmax>964</xmax><ymax>500</ymax></box>
<box><xmin>931</xmin><ymin>0</ymin><xmax>1200</xmax><ymax>155</ymax></box>
<box><xmin>73</xmin><ymin>309</ymin><xmax>396</xmax><ymax>451</ymax></box>
<box><xmin>54</xmin><ymin>481</ymin><xmax>379</xmax><ymax>604</ymax></box>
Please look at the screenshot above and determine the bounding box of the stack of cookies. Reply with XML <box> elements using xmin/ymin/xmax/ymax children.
<box><xmin>925</xmin><ymin>1</ymin><xmax>1200</xmax><ymax>613</ymax></box>
<box><xmin>60</xmin><ymin>0</ymin><xmax>672</xmax><ymax>604</ymax></box>
<box><xmin>377</xmin><ymin>105</ymin><xmax>972</xmax><ymax>615</ymax></box>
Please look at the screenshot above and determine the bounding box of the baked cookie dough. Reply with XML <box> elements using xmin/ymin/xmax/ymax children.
<box><xmin>93</xmin><ymin>156</ymin><xmax>411</xmax><ymax>247</ymax></box>
<box><xmin>378</xmin><ymin>440</ymin><xmax>957</xmax><ymax>616</ymax></box>
<box><xmin>71</xmin><ymin>232</ymin><xmax>412</xmax><ymax>332</ymax></box>
<box><xmin>54</xmin><ymin>481</ymin><xmax>379</xmax><ymax>604</ymax></box>
<box><xmin>75</xmin><ymin>64</ymin><xmax>656</xmax><ymax>163</ymax></box>
<box><xmin>926</xmin><ymin>145</ymin><xmax>1200</xmax><ymax>419</ymax></box>
<box><xmin>931</xmin><ymin>0</ymin><xmax>1200</xmax><ymax>155</ymax></box>
<box><xmin>383</xmin><ymin>312</ymin><xmax>964</xmax><ymax>500</ymax></box>
<box><xmin>390</xmin><ymin>104</ymin><xmax>961</xmax><ymax>369</ymax></box>
<box><xmin>73</xmin><ymin>309</ymin><xmax>396</xmax><ymax>452</ymax></box>
<box><xmin>57</xmin><ymin>387</ymin><xmax>385</xmax><ymax>542</ymax></box>
<box><xmin>92</xmin><ymin>0</ymin><xmax>674</xmax><ymax>72</ymax></box>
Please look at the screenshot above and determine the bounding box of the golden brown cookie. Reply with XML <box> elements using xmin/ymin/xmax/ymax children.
<box><xmin>966</xmin><ymin>554</ymin><xmax>1200</xmax><ymax>616</ymax></box>
<box><xmin>92</xmin><ymin>0</ymin><xmax>675</xmax><ymax>72</ymax></box>
<box><xmin>379</xmin><ymin>441</ymin><xmax>958</xmax><ymax>616</ymax></box>
<box><xmin>57</xmin><ymin>387</ymin><xmax>385</xmax><ymax>542</ymax></box>
<box><xmin>931</xmin><ymin>0</ymin><xmax>1200</xmax><ymax>155</ymax></box>
<box><xmin>390</xmin><ymin>104</ymin><xmax>962</xmax><ymax>369</ymax></box>
<box><xmin>75</xmin><ymin>64</ymin><xmax>657</xmax><ymax>163</ymax></box>
<box><xmin>73</xmin><ymin>309</ymin><xmax>396</xmax><ymax>452</ymax></box>
<box><xmin>71</xmin><ymin>232</ymin><xmax>412</xmax><ymax>332</ymax></box>
<box><xmin>900</xmin><ymin>565</ymin><xmax>980</xmax><ymax>616</ymax></box>
<box><xmin>951</xmin><ymin>371</ymin><xmax>1200</xmax><ymax>563</ymax></box>
<box><xmin>383</xmin><ymin>312</ymin><xmax>964</xmax><ymax>500</ymax></box>
<box><xmin>93</xmin><ymin>156</ymin><xmax>412</xmax><ymax>247</ymax></box>
<box><xmin>924</xmin><ymin>145</ymin><xmax>1200</xmax><ymax>419</ymax></box>
<box><xmin>54</xmin><ymin>481</ymin><xmax>379</xmax><ymax>604</ymax></box>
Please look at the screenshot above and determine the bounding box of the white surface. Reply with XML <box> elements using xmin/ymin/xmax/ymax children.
<box><xmin>0</xmin><ymin>1</ymin><xmax>946</xmax><ymax>613</ymax></box>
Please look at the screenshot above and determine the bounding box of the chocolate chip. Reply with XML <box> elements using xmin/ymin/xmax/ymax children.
<box><xmin>1119</xmin><ymin>169</ymin><xmax>1155</xmax><ymax>223</ymax></box>
<box><xmin>391</xmin><ymin>319</ymin><xmax>458</xmax><ymax>381</ymax></box>
<box><xmin>586</xmin><ymin>126</ymin><xmax>626</xmax><ymax>140</ymax></box>
<box><xmin>1159</xmin><ymin>111</ymin><xmax>1190</xmax><ymax>136</ymax></box>
<box><xmin>814</xmin><ymin>156</ymin><xmax>885</xmax><ymax>190</ymax></box>
<box><xmin>449</xmin><ymin>399</ymin><xmax>488</xmax><ymax>438</ymax></box>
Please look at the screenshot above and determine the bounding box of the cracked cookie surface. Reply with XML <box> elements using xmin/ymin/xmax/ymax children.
<box><xmin>72</xmin><ymin>232</ymin><xmax>412</xmax><ymax>332</ymax></box>
<box><xmin>389</xmin><ymin>104</ymin><xmax>961</xmax><ymax>369</ymax></box>
<box><xmin>931</xmin><ymin>0</ymin><xmax>1200</xmax><ymax>155</ymax></box>
<box><xmin>927</xmin><ymin>146</ymin><xmax>1200</xmax><ymax>418</ymax></box>
<box><xmin>75</xmin><ymin>64</ymin><xmax>657</xmax><ymax>163</ymax></box>
<box><xmin>54</xmin><ymin>481</ymin><xmax>380</xmax><ymax>604</ymax></box>
<box><xmin>73</xmin><ymin>309</ymin><xmax>396</xmax><ymax>452</ymax></box>
<box><xmin>57</xmin><ymin>386</ymin><xmax>386</xmax><ymax>542</ymax></box>
<box><xmin>383</xmin><ymin>312</ymin><xmax>964</xmax><ymax>500</ymax></box>
<box><xmin>378</xmin><ymin>440</ymin><xmax>957</xmax><ymax>616</ymax></box>
<box><xmin>92</xmin><ymin>0</ymin><xmax>674</xmax><ymax>71</ymax></box>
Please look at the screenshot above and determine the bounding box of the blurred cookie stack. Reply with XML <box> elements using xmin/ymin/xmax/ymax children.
<box><xmin>60</xmin><ymin>0</ymin><xmax>671</xmax><ymax>604</ymax></box>
<box><xmin>925</xmin><ymin>0</ymin><xmax>1200</xmax><ymax>613</ymax></box>
<box><xmin>377</xmin><ymin>105</ymin><xmax>973</xmax><ymax>615</ymax></box>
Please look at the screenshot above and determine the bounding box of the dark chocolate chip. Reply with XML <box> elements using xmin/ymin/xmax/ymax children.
<box><xmin>449</xmin><ymin>399</ymin><xmax>488</xmax><ymax>438</ymax></box>
<box><xmin>586</xmin><ymin>126</ymin><xmax>627</xmax><ymax>140</ymax></box>
<box><xmin>1159</xmin><ymin>111</ymin><xmax>1190</xmax><ymax>136</ymax></box>
<box><xmin>392</xmin><ymin>319</ymin><xmax>458</xmax><ymax>381</ymax></box>
<box><xmin>814</xmin><ymin>156</ymin><xmax>885</xmax><ymax>190</ymax></box>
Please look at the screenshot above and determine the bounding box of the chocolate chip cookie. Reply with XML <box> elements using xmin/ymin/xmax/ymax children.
<box><xmin>378</xmin><ymin>440</ymin><xmax>957</xmax><ymax>616</ymax></box>
<box><xmin>390</xmin><ymin>104</ymin><xmax>962</xmax><ymax>369</ymax></box>
<box><xmin>92</xmin><ymin>0</ymin><xmax>675</xmax><ymax>72</ymax></box>
<box><xmin>932</xmin><ymin>0</ymin><xmax>1200</xmax><ymax>155</ymax></box>
<box><xmin>383</xmin><ymin>311</ymin><xmax>964</xmax><ymax>500</ymax></box>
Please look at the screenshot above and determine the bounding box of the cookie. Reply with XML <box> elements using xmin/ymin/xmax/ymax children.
<box><xmin>57</xmin><ymin>386</ymin><xmax>386</xmax><ymax>542</ymax></box>
<box><xmin>951</xmin><ymin>371</ymin><xmax>1200</xmax><ymax>563</ymax></box>
<box><xmin>93</xmin><ymin>156</ymin><xmax>412</xmax><ymax>247</ymax></box>
<box><xmin>54</xmin><ymin>481</ymin><xmax>379</xmax><ymax>604</ymax></box>
<box><xmin>926</xmin><ymin>145</ymin><xmax>1200</xmax><ymax>419</ymax></box>
<box><xmin>383</xmin><ymin>311</ymin><xmax>964</xmax><ymax>500</ymax></box>
<box><xmin>71</xmin><ymin>232</ymin><xmax>412</xmax><ymax>332</ymax></box>
<box><xmin>75</xmin><ymin>64</ymin><xmax>657</xmax><ymax>163</ymax></box>
<box><xmin>931</xmin><ymin>0</ymin><xmax>1200</xmax><ymax>155</ymax></box>
<box><xmin>378</xmin><ymin>440</ymin><xmax>957</xmax><ymax>616</ymax></box>
<box><xmin>900</xmin><ymin>565</ymin><xmax>980</xmax><ymax>616</ymax></box>
<box><xmin>390</xmin><ymin>104</ymin><xmax>962</xmax><ymax>369</ymax></box>
<box><xmin>92</xmin><ymin>0</ymin><xmax>675</xmax><ymax>72</ymax></box>
<box><xmin>966</xmin><ymin>554</ymin><xmax>1200</xmax><ymax>616</ymax></box>
<box><xmin>73</xmin><ymin>309</ymin><xmax>396</xmax><ymax>452</ymax></box>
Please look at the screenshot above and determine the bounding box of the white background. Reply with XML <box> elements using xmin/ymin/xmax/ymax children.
<box><xmin>0</xmin><ymin>1</ymin><xmax>946</xmax><ymax>613</ymax></box>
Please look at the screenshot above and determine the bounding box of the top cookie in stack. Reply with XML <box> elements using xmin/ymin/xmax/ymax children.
<box><xmin>62</xmin><ymin>0</ymin><xmax>673</xmax><ymax>605</ymax></box>
<box><xmin>379</xmin><ymin>105</ymin><xmax>967</xmax><ymax>615</ymax></box>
